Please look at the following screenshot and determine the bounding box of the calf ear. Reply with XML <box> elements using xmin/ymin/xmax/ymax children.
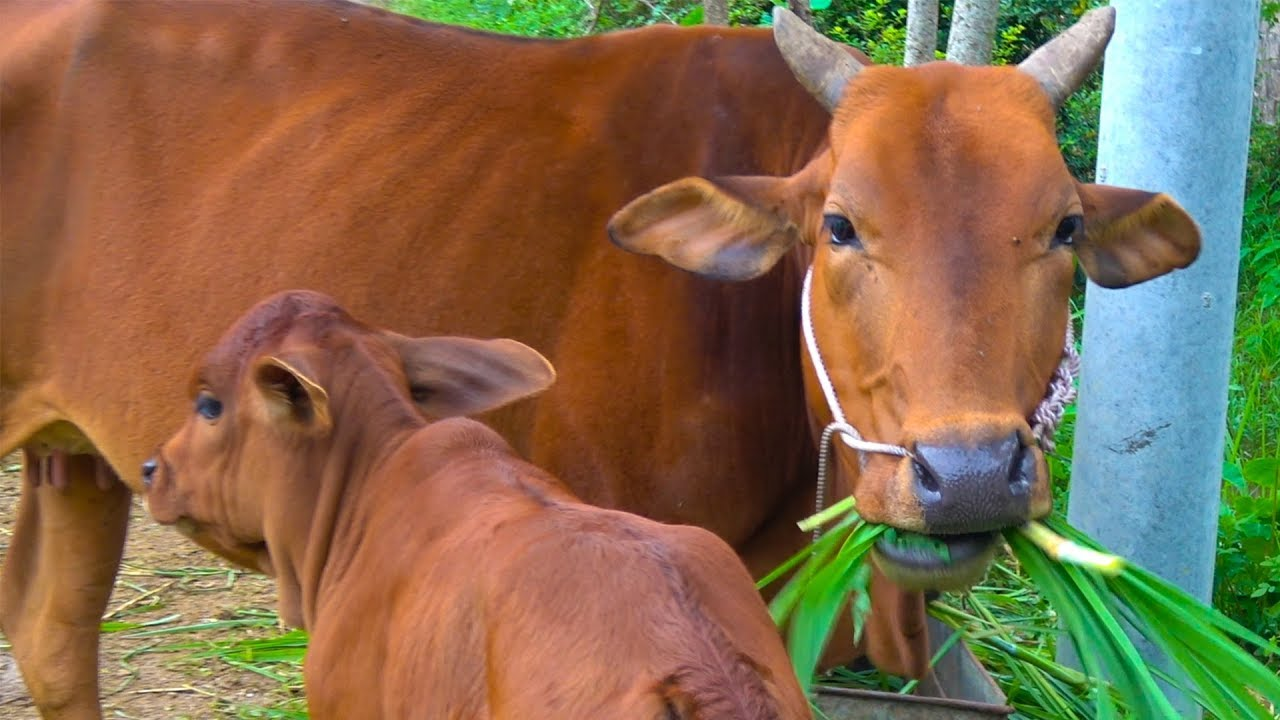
<box><xmin>1075</xmin><ymin>184</ymin><xmax>1201</xmax><ymax>288</ymax></box>
<box><xmin>388</xmin><ymin>335</ymin><xmax>556</xmax><ymax>418</ymax></box>
<box><xmin>607</xmin><ymin>173</ymin><xmax>815</xmax><ymax>281</ymax></box>
<box><xmin>253</xmin><ymin>356</ymin><xmax>332</xmax><ymax>435</ymax></box>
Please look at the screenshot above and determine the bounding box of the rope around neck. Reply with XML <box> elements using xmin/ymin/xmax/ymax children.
<box><xmin>802</xmin><ymin>265</ymin><xmax>1079</xmax><ymax>540</ymax></box>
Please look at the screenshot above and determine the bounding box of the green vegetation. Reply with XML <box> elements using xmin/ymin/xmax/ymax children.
<box><xmin>771</xmin><ymin>499</ymin><xmax>1280</xmax><ymax>719</ymax></box>
<box><xmin>757</xmin><ymin>496</ymin><xmax>884</xmax><ymax>694</ymax></box>
<box><xmin>386</xmin><ymin>0</ymin><xmax>702</xmax><ymax>36</ymax></box>
<box><xmin>1012</xmin><ymin>518</ymin><xmax>1280</xmax><ymax>720</ymax></box>
<box><xmin>1219</xmin><ymin>118</ymin><xmax>1280</xmax><ymax>657</ymax></box>
<box><xmin>104</xmin><ymin>610</ymin><xmax>308</xmax><ymax>719</ymax></box>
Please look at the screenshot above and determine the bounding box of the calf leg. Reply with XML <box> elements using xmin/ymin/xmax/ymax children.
<box><xmin>1</xmin><ymin>451</ymin><xmax>130</xmax><ymax>720</ymax></box>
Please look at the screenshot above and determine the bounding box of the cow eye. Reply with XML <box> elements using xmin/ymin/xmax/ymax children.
<box><xmin>824</xmin><ymin>214</ymin><xmax>861</xmax><ymax>248</ymax></box>
<box><xmin>1052</xmin><ymin>214</ymin><xmax>1083</xmax><ymax>247</ymax></box>
<box><xmin>195</xmin><ymin>392</ymin><xmax>223</xmax><ymax>421</ymax></box>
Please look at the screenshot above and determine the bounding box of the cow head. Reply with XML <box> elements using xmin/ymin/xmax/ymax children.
<box><xmin>608</xmin><ymin>8</ymin><xmax>1200</xmax><ymax>591</ymax></box>
<box><xmin>143</xmin><ymin>290</ymin><xmax>554</xmax><ymax>623</ymax></box>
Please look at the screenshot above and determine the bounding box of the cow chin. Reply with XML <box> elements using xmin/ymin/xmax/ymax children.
<box><xmin>178</xmin><ymin>520</ymin><xmax>274</xmax><ymax>575</ymax></box>
<box><xmin>870</xmin><ymin>532</ymin><xmax>1001</xmax><ymax>592</ymax></box>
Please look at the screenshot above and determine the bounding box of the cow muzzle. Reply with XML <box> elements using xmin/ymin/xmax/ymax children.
<box><xmin>867</xmin><ymin>430</ymin><xmax>1048</xmax><ymax>590</ymax></box>
<box><xmin>913</xmin><ymin>431</ymin><xmax>1037</xmax><ymax>534</ymax></box>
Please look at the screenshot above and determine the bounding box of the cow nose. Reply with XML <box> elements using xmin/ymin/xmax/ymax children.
<box><xmin>911</xmin><ymin>432</ymin><xmax>1035</xmax><ymax>534</ymax></box>
<box><xmin>141</xmin><ymin>458</ymin><xmax>158</xmax><ymax>489</ymax></box>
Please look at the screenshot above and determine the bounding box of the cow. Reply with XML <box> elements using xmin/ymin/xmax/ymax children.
<box><xmin>142</xmin><ymin>289</ymin><xmax>812</xmax><ymax>720</ymax></box>
<box><xmin>0</xmin><ymin>0</ymin><xmax>1199</xmax><ymax>716</ymax></box>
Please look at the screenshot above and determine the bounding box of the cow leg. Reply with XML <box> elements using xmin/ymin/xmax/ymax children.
<box><xmin>1</xmin><ymin>451</ymin><xmax>130</xmax><ymax>720</ymax></box>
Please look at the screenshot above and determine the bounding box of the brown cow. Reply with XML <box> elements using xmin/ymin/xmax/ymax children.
<box><xmin>143</xmin><ymin>289</ymin><xmax>812</xmax><ymax>720</ymax></box>
<box><xmin>0</xmin><ymin>0</ymin><xmax>1198</xmax><ymax>716</ymax></box>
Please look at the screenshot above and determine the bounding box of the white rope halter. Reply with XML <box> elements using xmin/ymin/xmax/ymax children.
<box><xmin>801</xmin><ymin>265</ymin><xmax>1079</xmax><ymax>539</ymax></box>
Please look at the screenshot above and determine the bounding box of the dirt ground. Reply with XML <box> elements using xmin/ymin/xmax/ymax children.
<box><xmin>0</xmin><ymin>453</ymin><xmax>295</xmax><ymax>719</ymax></box>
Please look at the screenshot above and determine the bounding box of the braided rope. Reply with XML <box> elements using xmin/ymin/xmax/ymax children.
<box><xmin>802</xmin><ymin>265</ymin><xmax>1079</xmax><ymax>537</ymax></box>
<box><xmin>1030</xmin><ymin>315</ymin><xmax>1080</xmax><ymax>454</ymax></box>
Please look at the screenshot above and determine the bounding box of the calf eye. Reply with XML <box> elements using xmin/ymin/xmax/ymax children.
<box><xmin>195</xmin><ymin>392</ymin><xmax>223</xmax><ymax>420</ymax></box>
<box><xmin>823</xmin><ymin>214</ymin><xmax>862</xmax><ymax>248</ymax></box>
<box><xmin>1052</xmin><ymin>214</ymin><xmax>1083</xmax><ymax>247</ymax></box>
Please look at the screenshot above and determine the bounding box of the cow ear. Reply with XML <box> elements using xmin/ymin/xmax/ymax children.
<box><xmin>253</xmin><ymin>356</ymin><xmax>332</xmax><ymax>435</ymax></box>
<box><xmin>1074</xmin><ymin>184</ymin><xmax>1201</xmax><ymax>288</ymax></box>
<box><xmin>388</xmin><ymin>335</ymin><xmax>556</xmax><ymax>418</ymax></box>
<box><xmin>607</xmin><ymin>173</ymin><xmax>817</xmax><ymax>281</ymax></box>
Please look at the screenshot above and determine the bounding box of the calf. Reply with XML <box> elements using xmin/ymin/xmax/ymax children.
<box><xmin>143</xmin><ymin>290</ymin><xmax>811</xmax><ymax>720</ymax></box>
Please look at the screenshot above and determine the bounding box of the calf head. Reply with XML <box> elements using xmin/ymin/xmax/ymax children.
<box><xmin>143</xmin><ymin>290</ymin><xmax>554</xmax><ymax>625</ymax></box>
<box><xmin>608</xmin><ymin>8</ymin><xmax>1200</xmax><ymax>591</ymax></box>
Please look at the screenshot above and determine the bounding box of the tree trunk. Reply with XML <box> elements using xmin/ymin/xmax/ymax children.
<box><xmin>787</xmin><ymin>0</ymin><xmax>813</xmax><ymax>27</ymax></box>
<box><xmin>946</xmin><ymin>0</ymin><xmax>999</xmax><ymax>66</ymax></box>
<box><xmin>1258</xmin><ymin>19</ymin><xmax>1279</xmax><ymax>125</ymax></box>
<box><xmin>704</xmin><ymin>0</ymin><xmax>728</xmax><ymax>26</ymax></box>
<box><xmin>905</xmin><ymin>0</ymin><xmax>939</xmax><ymax>66</ymax></box>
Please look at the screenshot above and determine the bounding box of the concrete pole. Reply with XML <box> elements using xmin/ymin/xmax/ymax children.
<box><xmin>1065</xmin><ymin>1</ymin><xmax>1259</xmax><ymax>715</ymax></box>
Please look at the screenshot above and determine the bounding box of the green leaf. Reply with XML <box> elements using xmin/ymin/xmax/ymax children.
<box><xmin>1223</xmin><ymin>461</ymin><xmax>1246</xmax><ymax>490</ymax></box>
<box><xmin>809</xmin><ymin>0</ymin><xmax>832</xmax><ymax>9</ymax></box>
<box><xmin>1243</xmin><ymin>457</ymin><xmax>1280</xmax><ymax>488</ymax></box>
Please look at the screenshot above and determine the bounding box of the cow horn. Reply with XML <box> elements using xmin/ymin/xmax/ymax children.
<box><xmin>1018</xmin><ymin>6</ymin><xmax>1116</xmax><ymax>109</ymax></box>
<box><xmin>772</xmin><ymin>7</ymin><xmax>863</xmax><ymax>113</ymax></box>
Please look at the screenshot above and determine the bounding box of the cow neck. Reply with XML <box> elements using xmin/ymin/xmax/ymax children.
<box><xmin>800</xmin><ymin>265</ymin><xmax>1080</xmax><ymax>538</ymax></box>
<box><xmin>285</xmin><ymin>405</ymin><xmax>423</xmax><ymax>630</ymax></box>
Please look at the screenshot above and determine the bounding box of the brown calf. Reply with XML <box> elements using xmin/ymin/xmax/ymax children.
<box><xmin>144</xmin><ymin>290</ymin><xmax>811</xmax><ymax>720</ymax></box>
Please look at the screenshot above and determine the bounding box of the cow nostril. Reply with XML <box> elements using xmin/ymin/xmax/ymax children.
<box><xmin>1008</xmin><ymin>442</ymin><xmax>1026</xmax><ymax>487</ymax></box>
<box><xmin>141</xmin><ymin>458</ymin><xmax>157</xmax><ymax>488</ymax></box>
<box><xmin>914</xmin><ymin>459</ymin><xmax>940</xmax><ymax>495</ymax></box>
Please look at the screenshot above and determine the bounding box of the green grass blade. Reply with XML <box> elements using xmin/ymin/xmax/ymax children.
<box><xmin>788</xmin><ymin>548</ymin><xmax>872</xmax><ymax>693</ymax></box>
<box><xmin>1109</xmin><ymin>571</ymin><xmax>1280</xmax><ymax>713</ymax></box>
<box><xmin>1009</xmin><ymin>531</ymin><xmax>1123</xmax><ymax>719</ymax></box>
<box><xmin>1034</xmin><ymin>514</ymin><xmax>1280</xmax><ymax>717</ymax></box>
<box><xmin>768</xmin><ymin>522</ymin><xmax>857</xmax><ymax>624</ymax></box>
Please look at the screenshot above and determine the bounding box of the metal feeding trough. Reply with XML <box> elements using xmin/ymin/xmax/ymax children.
<box><xmin>812</xmin><ymin>617</ymin><xmax>1014</xmax><ymax>719</ymax></box>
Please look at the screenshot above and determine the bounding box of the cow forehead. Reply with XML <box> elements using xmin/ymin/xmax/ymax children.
<box><xmin>195</xmin><ymin>291</ymin><xmax>365</xmax><ymax>391</ymax></box>
<box><xmin>825</xmin><ymin>64</ymin><xmax>1072</xmax><ymax>227</ymax></box>
<box><xmin>835</xmin><ymin>64</ymin><xmax>1056</xmax><ymax>137</ymax></box>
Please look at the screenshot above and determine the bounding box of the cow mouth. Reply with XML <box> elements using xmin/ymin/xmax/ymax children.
<box><xmin>871</xmin><ymin>529</ymin><xmax>1001</xmax><ymax>591</ymax></box>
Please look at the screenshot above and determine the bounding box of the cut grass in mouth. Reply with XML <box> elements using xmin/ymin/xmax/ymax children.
<box><xmin>873</xmin><ymin>528</ymin><xmax>1002</xmax><ymax>593</ymax></box>
<box><xmin>873</xmin><ymin>528</ymin><xmax>1005</xmax><ymax>568</ymax></box>
<box><xmin>877</xmin><ymin>528</ymin><xmax>954</xmax><ymax>564</ymax></box>
<box><xmin>763</xmin><ymin>496</ymin><xmax>1280</xmax><ymax>718</ymax></box>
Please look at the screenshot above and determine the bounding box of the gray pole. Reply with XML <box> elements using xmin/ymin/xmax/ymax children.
<box><xmin>1065</xmin><ymin>1</ymin><xmax>1259</xmax><ymax>715</ymax></box>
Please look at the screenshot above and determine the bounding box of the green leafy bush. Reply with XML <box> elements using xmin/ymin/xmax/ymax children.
<box><xmin>1218</xmin><ymin>119</ymin><xmax>1280</xmax><ymax>659</ymax></box>
<box><xmin>388</xmin><ymin>0</ymin><xmax>591</xmax><ymax>37</ymax></box>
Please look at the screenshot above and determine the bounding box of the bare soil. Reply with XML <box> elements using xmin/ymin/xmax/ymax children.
<box><xmin>0</xmin><ymin>453</ymin><xmax>294</xmax><ymax>719</ymax></box>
